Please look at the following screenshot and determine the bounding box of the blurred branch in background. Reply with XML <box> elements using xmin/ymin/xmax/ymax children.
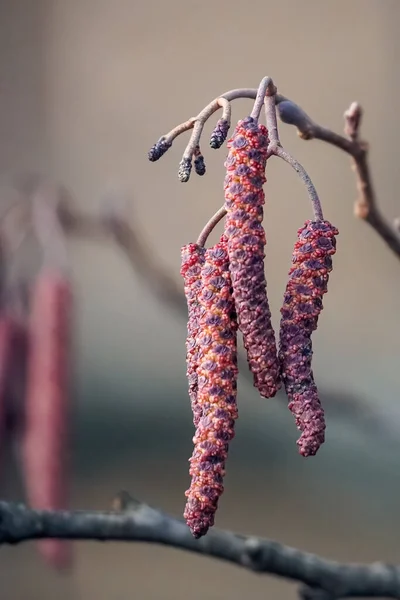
<box><xmin>0</xmin><ymin>492</ymin><xmax>399</xmax><ymax>599</ymax></box>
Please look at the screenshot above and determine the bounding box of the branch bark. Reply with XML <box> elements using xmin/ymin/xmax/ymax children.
<box><xmin>276</xmin><ymin>98</ymin><xmax>400</xmax><ymax>260</ymax></box>
<box><xmin>0</xmin><ymin>493</ymin><xmax>399</xmax><ymax>599</ymax></box>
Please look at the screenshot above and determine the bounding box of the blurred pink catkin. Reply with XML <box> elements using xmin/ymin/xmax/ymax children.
<box><xmin>21</xmin><ymin>269</ymin><xmax>73</xmax><ymax>570</ymax></box>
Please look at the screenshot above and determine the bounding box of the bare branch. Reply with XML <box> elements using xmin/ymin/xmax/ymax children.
<box><xmin>0</xmin><ymin>494</ymin><xmax>399</xmax><ymax>598</ymax></box>
<box><xmin>264</xmin><ymin>91</ymin><xmax>324</xmax><ymax>221</ymax></box>
<box><xmin>276</xmin><ymin>99</ymin><xmax>400</xmax><ymax>260</ymax></box>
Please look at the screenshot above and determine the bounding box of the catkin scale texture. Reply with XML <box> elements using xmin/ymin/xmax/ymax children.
<box><xmin>279</xmin><ymin>220</ymin><xmax>338</xmax><ymax>457</ymax></box>
<box><xmin>181</xmin><ymin>243</ymin><xmax>206</xmax><ymax>427</ymax></box>
<box><xmin>184</xmin><ymin>238</ymin><xmax>238</xmax><ymax>538</ymax></box>
<box><xmin>224</xmin><ymin>116</ymin><xmax>281</xmax><ymax>398</ymax></box>
<box><xmin>21</xmin><ymin>270</ymin><xmax>73</xmax><ymax>569</ymax></box>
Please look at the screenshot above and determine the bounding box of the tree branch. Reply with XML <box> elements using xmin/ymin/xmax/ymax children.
<box><xmin>0</xmin><ymin>493</ymin><xmax>399</xmax><ymax>598</ymax></box>
<box><xmin>276</xmin><ymin>99</ymin><xmax>400</xmax><ymax>260</ymax></box>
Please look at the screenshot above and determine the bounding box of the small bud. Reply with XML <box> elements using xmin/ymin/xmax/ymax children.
<box><xmin>210</xmin><ymin>118</ymin><xmax>230</xmax><ymax>149</ymax></box>
<box><xmin>178</xmin><ymin>157</ymin><xmax>193</xmax><ymax>183</ymax></box>
<box><xmin>148</xmin><ymin>137</ymin><xmax>172</xmax><ymax>162</ymax></box>
<box><xmin>344</xmin><ymin>102</ymin><xmax>363</xmax><ymax>138</ymax></box>
<box><xmin>194</xmin><ymin>154</ymin><xmax>206</xmax><ymax>176</ymax></box>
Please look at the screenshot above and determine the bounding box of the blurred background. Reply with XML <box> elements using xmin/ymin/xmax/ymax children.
<box><xmin>0</xmin><ymin>0</ymin><xmax>400</xmax><ymax>598</ymax></box>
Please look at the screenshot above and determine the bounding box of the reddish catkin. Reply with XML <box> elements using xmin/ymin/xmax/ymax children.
<box><xmin>224</xmin><ymin>116</ymin><xmax>281</xmax><ymax>398</ymax></box>
<box><xmin>21</xmin><ymin>269</ymin><xmax>73</xmax><ymax>569</ymax></box>
<box><xmin>279</xmin><ymin>220</ymin><xmax>338</xmax><ymax>457</ymax></box>
<box><xmin>180</xmin><ymin>243</ymin><xmax>206</xmax><ymax>427</ymax></box>
<box><xmin>184</xmin><ymin>237</ymin><xmax>238</xmax><ymax>538</ymax></box>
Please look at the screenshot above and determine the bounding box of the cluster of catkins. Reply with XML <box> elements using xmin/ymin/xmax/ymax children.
<box><xmin>0</xmin><ymin>252</ymin><xmax>72</xmax><ymax>569</ymax></box>
<box><xmin>180</xmin><ymin>116</ymin><xmax>338</xmax><ymax>538</ymax></box>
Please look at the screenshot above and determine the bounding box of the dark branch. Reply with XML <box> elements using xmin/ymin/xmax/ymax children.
<box><xmin>0</xmin><ymin>494</ymin><xmax>399</xmax><ymax>599</ymax></box>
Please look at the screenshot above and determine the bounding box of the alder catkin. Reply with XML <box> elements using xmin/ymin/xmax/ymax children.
<box><xmin>21</xmin><ymin>269</ymin><xmax>73</xmax><ymax>569</ymax></box>
<box><xmin>278</xmin><ymin>220</ymin><xmax>338</xmax><ymax>456</ymax></box>
<box><xmin>224</xmin><ymin>116</ymin><xmax>281</xmax><ymax>398</ymax></box>
<box><xmin>210</xmin><ymin>119</ymin><xmax>230</xmax><ymax>149</ymax></box>
<box><xmin>181</xmin><ymin>243</ymin><xmax>206</xmax><ymax>427</ymax></box>
<box><xmin>184</xmin><ymin>237</ymin><xmax>238</xmax><ymax>538</ymax></box>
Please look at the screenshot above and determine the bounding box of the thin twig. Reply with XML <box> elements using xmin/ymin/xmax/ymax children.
<box><xmin>31</xmin><ymin>182</ymin><xmax>69</xmax><ymax>272</ymax></box>
<box><xmin>264</xmin><ymin>88</ymin><xmax>324</xmax><ymax>220</ymax></box>
<box><xmin>58</xmin><ymin>200</ymin><xmax>188</xmax><ymax>314</ymax></box>
<box><xmin>250</xmin><ymin>77</ymin><xmax>276</xmax><ymax>121</ymax></box>
<box><xmin>197</xmin><ymin>206</ymin><xmax>227</xmax><ymax>247</ymax></box>
<box><xmin>273</xmin><ymin>146</ymin><xmax>324</xmax><ymax>221</ymax></box>
<box><xmin>0</xmin><ymin>494</ymin><xmax>399</xmax><ymax>598</ymax></box>
<box><xmin>276</xmin><ymin>99</ymin><xmax>400</xmax><ymax>259</ymax></box>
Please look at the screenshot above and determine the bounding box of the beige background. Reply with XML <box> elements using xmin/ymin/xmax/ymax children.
<box><xmin>0</xmin><ymin>1</ymin><xmax>400</xmax><ymax>599</ymax></box>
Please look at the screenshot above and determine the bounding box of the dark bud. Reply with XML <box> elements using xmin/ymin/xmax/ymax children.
<box><xmin>194</xmin><ymin>154</ymin><xmax>206</xmax><ymax>176</ymax></box>
<box><xmin>148</xmin><ymin>137</ymin><xmax>172</xmax><ymax>162</ymax></box>
<box><xmin>210</xmin><ymin>119</ymin><xmax>230</xmax><ymax>149</ymax></box>
<box><xmin>178</xmin><ymin>157</ymin><xmax>193</xmax><ymax>182</ymax></box>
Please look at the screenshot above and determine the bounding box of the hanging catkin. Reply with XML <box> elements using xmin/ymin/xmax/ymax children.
<box><xmin>184</xmin><ymin>236</ymin><xmax>238</xmax><ymax>538</ymax></box>
<box><xmin>181</xmin><ymin>243</ymin><xmax>206</xmax><ymax>427</ymax></box>
<box><xmin>279</xmin><ymin>220</ymin><xmax>338</xmax><ymax>456</ymax></box>
<box><xmin>224</xmin><ymin>116</ymin><xmax>281</xmax><ymax>398</ymax></box>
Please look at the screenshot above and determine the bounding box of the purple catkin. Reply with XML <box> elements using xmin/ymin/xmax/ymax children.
<box><xmin>223</xmin><ymin>116</ymin><xmax>281</xmax><ymax>398</ymax></box>
<box><xmin>184</xmin><ymin>237</ymin><xmax>238</xmax><ymax>538</ymax></box>
<box><xmin>180</xmin><ymin>244</ymin><xmax>206</xmax><ymax>427</ymax></box>
<box><xmin>279</xmin><ymin>220</ymin><xmax>339</xmax><ymax>457</ymax></box>
<box><xmin>148</xmin><ymin>137</ymin><xmax>172</xmax><ymax>162</ymax></box>
<box><xmin>210</xmin><ymin>118</ymin><xmax>230</xmax><ymax>149</ymax></box>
